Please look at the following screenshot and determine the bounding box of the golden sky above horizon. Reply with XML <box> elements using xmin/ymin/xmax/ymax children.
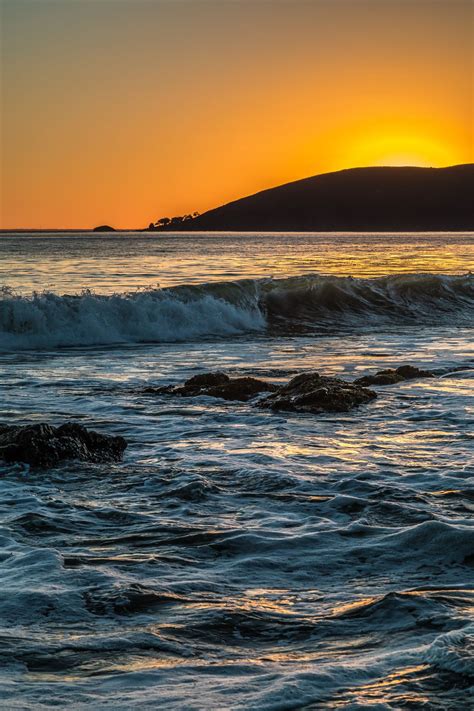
<box><xmin>1</xmin><ymin>0</ymin><xmax>473</xmax><ymax>229</ymax></box>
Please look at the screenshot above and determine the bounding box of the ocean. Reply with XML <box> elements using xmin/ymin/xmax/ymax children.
<box><xmin>0</xmin><ymin>231</ymin><xmax>473</xmax><ymax>709</ymax></box>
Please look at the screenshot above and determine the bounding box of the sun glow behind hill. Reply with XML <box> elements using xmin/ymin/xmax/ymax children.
<box><xmin>344</xmin><ymin>128</ymin><xmax>458</xmax><ymax>169</ymax></box>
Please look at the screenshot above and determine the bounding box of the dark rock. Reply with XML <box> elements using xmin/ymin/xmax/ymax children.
<box><xmin>259</xmin><ymin>372</ymin><xmax>376</xmax><ymax>413</ymax></box>
<box><xmin>148</xmin><ymin>370</ymin><xmax>375</xmax><ymax>410</ymax></box>
<box><xmin>0</xmin><ymin>422</ymin><xmax>127</xmax><ymax>467</ymax></box>
<box><xmin>355</xmin><ymin>364</ymin><xmax>435</xmax><ymax>386</ymax></box>
<box><xmin>145</xmin><ymin>371</ymin><xmax>276</xmax><ymax>401</ymax></box>
<box><xmin>183</xmin><ymin>372</ymin><xmax>230</xmax><ymax>390</ymax></box>
<box><xmin>396</xmin><ymin>365</ymin><xmax>435</xmax><ymax>380</ymax></box>
<box><xmin>354</xmin><ymin>371</ymin><xmax>405</xmax><ymax>386</ymax></box>
<box><xmin>93</xmin><ymin>225</ymin><xmax>115</xmax><ymax>232</ymax></box>
<box><xmin>204</xmin><ymin>377</ymin><xmax>278</xmax><ymax>402</ymax></box>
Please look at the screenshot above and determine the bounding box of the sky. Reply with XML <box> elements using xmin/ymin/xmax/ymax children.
<box><xmin>1</xmin><ymin>0</ymin><xmax>472</xmax><ymax>229</ymax></box>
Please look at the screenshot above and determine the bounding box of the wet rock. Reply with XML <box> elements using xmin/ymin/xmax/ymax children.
<box><xmin>398</xmin><ymin>364</ymin><xmax>433</xmax><ymax>380</ymax></box>
<box><xmin>182</xmin><ymin>372</ymin><xmax>230</xmax><ymax>390</ymax></box>
<box><xmin>259</xmin><ymin>372</ymin><xmax>376</xmax><ymax>413</ymax></box>
<box><xmin>146</xmin><ymin>371</ymin><xmax>277</xmax><ymax>402</ymax></box>
<box><xmin>355</xmin><ymin>364</ymin><xmax>435</xmax><ymax>386</ymax></box>
<box><xmin>354</xmin><ymin>370</ymin><xmax>405</xmax><ymax>386</ymax></box>
<box><xmin>204</xmin><ymin>377</ymin><xmax>278</xmax><ymax>401</ymax></box>
<box><xmin>149</xmin><ymin>370</ymin><xmax>375</xmax><ymax>410</ymax></box>
<box><xmin>0</xmin><ymin>422</ymin><xmax>127</xmax><ymax>467</ymax></box>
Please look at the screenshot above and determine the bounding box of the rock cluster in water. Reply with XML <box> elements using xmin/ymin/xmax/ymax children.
<box><xmin>145</xmin><ymin>371</ymin><xmax>278</xmax><ymax>402</ymax></box>
<box><xmin>151</xmin><ymin>370</ymin><xmax>376</xmax><ymax>413</ymax></box>
<box><xmin>0</xmin><ymin>423</ymin><xmax>127</xmax><ymax>467</ymax></box>
<box><xmin>150</xmin><ymin>363</ymin><xmax>436</xmax><ymax>412</ymax></box>
<box><xmin>0</xmin><ymin>365</ymin><xmax>436</xmax><ymax>468</ymax></box>
<box><xmin>354</xmin><ymin>364</ymin><xmax>435</xmax><ymax>386</ymax></box>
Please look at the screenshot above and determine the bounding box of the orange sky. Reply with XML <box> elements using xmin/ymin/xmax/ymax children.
<box><xmin>1</xmin><ymin>0</ymin><xmax>472</xmax><ymax>229</ymax></box>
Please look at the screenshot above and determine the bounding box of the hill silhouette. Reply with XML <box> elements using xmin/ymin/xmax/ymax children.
<box><xmin>174</xmin><ymin>164</ymin><xmax>473</xmax><ymax>231</ymax></box>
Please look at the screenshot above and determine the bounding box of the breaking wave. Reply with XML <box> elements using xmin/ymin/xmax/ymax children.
<box><xmin>425</xmin><ymin>625</ymin><xmax>474</xmax><ymax>676</ymax></box>
<box><xmin>0</xmin><ymin>272</ymin><xmax>473</xmax><ymax>349</ymax></box>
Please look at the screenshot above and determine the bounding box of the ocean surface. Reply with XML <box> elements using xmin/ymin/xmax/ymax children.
<box><xmin>0</xmin><ymin>231</ymin><xmax>473</xmax><ymax>709</ymax></box>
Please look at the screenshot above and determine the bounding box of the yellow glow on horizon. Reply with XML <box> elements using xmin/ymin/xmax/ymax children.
<box><xmin>344</xmin><ymin>127</ymin><xmax>460</xmax><ymax>169</ymax></box>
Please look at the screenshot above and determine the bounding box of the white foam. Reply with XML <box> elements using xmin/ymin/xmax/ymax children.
<box><xmin>425</xmin><ymin>625</ymin><xmax>474</xmax><ymax>675</ymax></box>
<box><xmin>1</xmin><ymin>272</ymin><xmax>472</xmax><ymax>350</ymax></box>
<box><xmin>0</xmin><ymin>288</ymin><xmax>265</xmax><ymax>349</ymax></box>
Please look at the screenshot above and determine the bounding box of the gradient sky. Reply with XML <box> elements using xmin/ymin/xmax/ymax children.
<box><xmin>1</xmin><ymin>0</ymin><xmax>472</xmax><ymax>229</ymax></box>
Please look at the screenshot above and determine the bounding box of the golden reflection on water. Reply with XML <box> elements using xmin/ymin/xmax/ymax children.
<box><xmin>339</xmin><ymin>664</ymin><xmax>432</xmax><ymax>706</ymax></box>
<box><xmin>204</xmin><ymin>436</ymin><xmax>370</xmax><ymax>464</ymax></box>
<box><xmin>177</xmin><ymin>588</ymin><xmax>298</xmax><ymax>616</ymax></box>
<box><xmin>331</xmin><ymin>596</ymin><xmax>379</xmax><ymax>616</ymax></box>
<box><xmin>407</xmin><ymin>588</ymin><xmax>474</xmax><ymax>614</ymax></box>
<box><xmin>2</xmin><ymin>232</ymin><xmax>473</xmax><ymax>294</ymax></box>
<box><xmin>429</xmin><ymin>489</ymin><xmax>462</xmax><ymax>497</ymax></box>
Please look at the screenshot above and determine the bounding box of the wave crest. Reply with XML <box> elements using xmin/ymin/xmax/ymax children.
<box><xmin>0</xmin><ymin>273</ymin><xmax>472</xmax><ymax>349</ymax></box>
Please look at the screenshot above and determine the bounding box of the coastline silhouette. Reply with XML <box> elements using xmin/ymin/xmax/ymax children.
<box><xmin>146</xmin><ymin>164</ymin><xmax>474</xmax><ymax>233</ymax></box>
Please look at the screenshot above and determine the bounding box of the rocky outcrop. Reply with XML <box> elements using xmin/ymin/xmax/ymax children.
<box><xmin>354</xmin><ymin>365</ymin><xmax>435</xmax><ymax>387</ymax></box>
<box><xmin>147</xmin><ymin>371</ymin><xmax>277</xmax><ymax>402</ymax></box>
<box><xmin>0</xmin><ymin>423</ymin><xmax>127</xmax><ymax>467</ymax></box>
<box><xmin>150</xmin><ymin>370</ymin><xmax>376</xmax><ymax>413</ymax></box>
<box><xmin>258</xmin><ymin>372</ymin><xmax>376</xmax><ymax>414</ymax></box>
<box><xmin>93</xmin><ymin>225</ymin><xmax>116</xmax><ymax>232</ymax></box>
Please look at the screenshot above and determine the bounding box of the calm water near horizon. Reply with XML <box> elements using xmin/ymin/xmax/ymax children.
<box><xmin>1</xmin><ymin>231</ymin><xmax>473</xmax><ymax>294</ymax></box>
<box><xmin>0</xmin><ymin>232</ymin><xmax>473</xmax><ymax>709</ymax></box>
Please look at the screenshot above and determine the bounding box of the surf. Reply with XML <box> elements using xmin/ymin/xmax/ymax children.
<box><xmin>0</xmin><ymin>272</ymin><xmax>472</xmax><ymax>349</ymax></box>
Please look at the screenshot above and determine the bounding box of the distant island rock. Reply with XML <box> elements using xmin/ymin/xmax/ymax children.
<box><xmin>156</xmin><ymin>164</ymin><xmax>473</xmax><ymax>232</ymax></box>
<box><xmin>93</xmin><ymin>224</ymin><xmax>116</xmax><ymax>232</ymax></box>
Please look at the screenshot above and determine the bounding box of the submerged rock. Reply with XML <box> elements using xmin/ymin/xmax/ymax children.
<box><xmin>0</xmin><ymin>423</ymin><xmax>127</xmax><ymax>467</ymax></box>
<box><xmin>258</xmin><ymin>372</ymin><xmax>376</xmax><ymax>413</ymax></box>
<box><xmin>354</xmin><ymin>364</ymin><xmax>435</xmax><ymax>386</ymax></box>
<box><xmin>148</xmin><ymin>371</ymin><xmax>277</xmax><ymax>402</ymax></box>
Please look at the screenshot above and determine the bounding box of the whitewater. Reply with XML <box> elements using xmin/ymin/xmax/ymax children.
<box><xmin>0</xmin><ymin>231</ymin><xmax>473</xmax><ymax>709</ymax></box>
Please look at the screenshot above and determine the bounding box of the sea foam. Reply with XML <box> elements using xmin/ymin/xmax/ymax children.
<box><xmin>0</xmin><ymin>285</ymin><xmax>265</xmax><ymax>349</ymax></box>
<box><xmin>0</xmin><ymin>273</ymin><xmax>472</xmax><ymax>349</ymax></box>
